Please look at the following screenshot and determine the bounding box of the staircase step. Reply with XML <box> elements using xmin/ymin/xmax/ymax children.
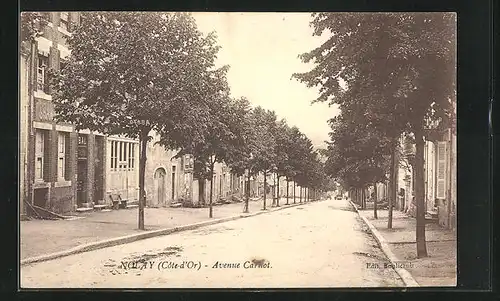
<box><xmin>126</xmin><ymin>204</ymin><xmax>139</xmax><ymax>209</ymax></box>
<box><xmin>94</xmin><ymin>204</ymin><xmax>108</xmax><ymax>209</ymax></box>
<box><xmin>76</xmin><ymin>207</ymin><xmax>94</xmax><ymax>212</ymax></box>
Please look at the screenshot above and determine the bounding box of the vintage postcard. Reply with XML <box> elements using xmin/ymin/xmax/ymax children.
<box><xmin>19</xmin><ymin>11</ymin><xmax>457</xmax><ymax>288</ymax></box>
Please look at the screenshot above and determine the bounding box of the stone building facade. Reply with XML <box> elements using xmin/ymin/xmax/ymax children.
<box><xmin>20</xmin><ymin>12</ymin><xmax>110</xmax><ymax>215</ymax></box>
<box><xmin>397</xmin><ymin>129</ymin><xmax>456</xmax><ymax>230</ymax></box>
<box><xmin>144</xmin><ymin>130</ymin><xmax>183</xmax><ymax>207</ymax></box>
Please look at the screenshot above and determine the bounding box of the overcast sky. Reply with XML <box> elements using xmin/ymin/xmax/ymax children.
<box><xmin>193</xmin><ymin>12</ymin><xmax>340</xmax><ymax>149</ymax></box>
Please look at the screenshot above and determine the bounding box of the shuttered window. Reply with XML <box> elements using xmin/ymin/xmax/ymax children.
<box><xmin>35</xmin><ymin>130</ymin><xmax>45</xmax><ymax>180</ymax></box>
<box><xmin>436</xmin><ymin>141</ymin><xmax>447</xmax><ymax>199</ymax></box>
<box><xmin>57</xmin><ymin>132</ymin><xmax>69</xmax><ymax>180</ymax></box>
<box><xmin>37</xmin><ymin>54</ymin><xmax>49</xmax><ymax>93</ymax></box>
<box><xmin>60</xmin><ymin>12</ymin><xmax>69</xmax><ymax>31</ymax></box>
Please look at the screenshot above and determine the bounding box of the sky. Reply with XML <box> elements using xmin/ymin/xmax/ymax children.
<box><xmin>192</xmin><ymin>12</ymin><xmax>340</xmax><ymax>149</ymax></box>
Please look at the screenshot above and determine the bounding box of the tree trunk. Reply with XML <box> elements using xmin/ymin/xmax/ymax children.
<box><xmin>374</xmin><ymin>183</ymin><xmax>378</xmax><ymax>219</ymax></box>
<box><xmin>286</xmin><ymin>179</ymin><xmax>290</xmax><ymax>205</ymax></box>
<box><xmin>209</xmin><ymin>164</ymin><xmax>214</xmax><ymax>218</ymax></box>
<box><xmin>244</xmin><ymin>173</ymin><xmax>250</xmax><ymax>213</ymax></box>
<box><xmin>263</xmin><ymin>171</ymin><xmax>267</xmax><ymax>210</ymax></box>
<box><xmin>415</xmin><ymin>132</ymin><xmax>428</xmax><ymax>257</ymax></box>
<box><xmin>276</xmin><ymin>175</ymin><xmax>280</xmax><ymax>207</ymax></box>
<box><xmin>272</xmin><ymin>174</ymin><xmax>277</xmax><ymax>206</ymax></box>
<box><xmin>360</xmin><ymin>187</ymin><xmax>364</xmax><ymax>209</ymax></box>
<box><xmin>138</xmin><ymin>130</ymin><xmax>148</xmax><ymax>230</ymax></box>
<box><xmin>299</xmin><ymin>187</ymin><xmax>302</xmax><ymax>203</ymax></box>
<box><xmin>293</xmin><ymin>182</ymin><xmax>296</xmax><ymax>203</ymax></box>
<box><xmin>388</xmin><ymin>148</ymin><xmax>396</xmax><ymax>229</ymax></box>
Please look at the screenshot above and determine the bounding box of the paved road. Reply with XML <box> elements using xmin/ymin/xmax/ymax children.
<box><xmin>21</xmin><ymin>199</ymin><xmax>404</xmax><ymax>288</ymax></box>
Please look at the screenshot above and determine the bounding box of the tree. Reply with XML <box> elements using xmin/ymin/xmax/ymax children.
<box><xmin>163</xmin><ymin>93</ymin><xmax>255</xmax><ymax>218</ymax></box>
<box><xmin>323</xmin><ymin>106</ymin><xmax>392</xmax><ymax>216</ymax></box>
<box><xmin>294</xmin><ymin>12</ymin><xmax>456</xmax><ymax>257</ymax></box>
<box><xmin>50</xmin><ymin>12</ymin><xmax>225</xmax><ymax>230</ymax></box>
<box><xmin>224</xmin><ymin>98</ymin><xmax>259</xmax><ymax>213</ymax></box>
<box><xmin>278</xmin><ymin>125</ymin><xmax>299</xmax><ymax>205</ymax></box>
<box><xmin>20</xmin><ymin>12</ymin><xmax>49</xmax><ymax>44</ymax></box>
<box><xmin>291</xmin><ymin>132</ymin><xmax>315</xmax><ymax>203</ymax></box>
<box><xmin>273</xmin><ymin>119</ymin><xmax>293</xmax><ymax>206</ymax></box>
<box><xmin>249</xmin><ymin>107</ymin><xmax>278</xmax><ymax>210</ymax></box>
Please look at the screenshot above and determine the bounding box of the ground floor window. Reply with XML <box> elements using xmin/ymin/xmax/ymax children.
<box><xmin>110</xmin><ymin>140</ymin><xmax>137</xmax><ymax>172</ymax></box>
<box><xmin>35</xmin><ymin>129</ymin><xmax>48</xmax><ymax>181</ymax></box>
<box><xmin>57</xmin><ymin>132</ymin><xmax>70</xmax><ymax>181</ymax></box>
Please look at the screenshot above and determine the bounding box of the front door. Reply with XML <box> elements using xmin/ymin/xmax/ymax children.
<box><xmin>77</xmin><ymin>134</ymin><xmax>88</xmax><ymax>206</ymax></box>
<box><xmin>155</xmin><ymin>168</ymin><xmax>166</xmax><ymax>206</ymax></box>
<box><xmin>171</xmin><ymin>166</ymin><xmax>176</xmax><ymax>200</ymax></box>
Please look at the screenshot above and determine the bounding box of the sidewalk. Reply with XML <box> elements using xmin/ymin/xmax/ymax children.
<box><xmin>356</xmin><ymin>205</ymin><xmax>457</xmax><ymax>286</ymax></box>
<box><xmin>20</xmin><ymin>197</ymin><xmax>306</xmax><ymax>260</ymax></box>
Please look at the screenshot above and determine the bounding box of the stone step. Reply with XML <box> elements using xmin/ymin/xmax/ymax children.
<box><xmin>427</xmin><ymin>210</ymin><xmax>439</xmax><ymax>218</ymax></box>
<box><xmin>76</xmin><ymin>207</ymin><xmax>93</xmax><ymax>212</ymax></box>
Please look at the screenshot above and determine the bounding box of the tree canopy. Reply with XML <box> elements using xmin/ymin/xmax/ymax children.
<box><xmin>294</xmin><ymin>12</ymin><xmax>456</xmax><ymax>257</ymax></box>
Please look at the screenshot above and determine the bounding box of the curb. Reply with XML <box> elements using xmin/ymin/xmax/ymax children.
<box><xmin>21</xmin><ymin>199</ymin><xmax>318</xmax><ymax>266</ymax></box>
<box><xmin>349</xmin><ymin>200</ymin><xmax>420</xmax><ymax>287</ymax></box>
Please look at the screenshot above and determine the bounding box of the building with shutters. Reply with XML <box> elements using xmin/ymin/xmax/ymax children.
<box><xmin>20</xmin><ymin>12</ymin><xmax>142</xmax><ymax>215</ymax></box>
<box><xmin>433</xmin><ymin>129</ymin><xmax>456</xmax><ymax>229</ymax></box>
<box><xmin>397</xmin><ymin>128</ymin><xmax>456</xmax><ymax>230</ymax></box>
<box><xmin>20</xmin><ymin>12</ymin><xmax>109</xmax><ymax>215</ymax></box>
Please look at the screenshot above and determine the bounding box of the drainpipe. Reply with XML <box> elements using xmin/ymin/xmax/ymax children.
<box><xmin>447</xmin><ymin>129</ymin><xmax>452</xmax><ymax>229</ymax></box>
<box><xmin>26</xmin><ymin>40</ymin><xmax>36</xmax><ymax>211</ymax></box>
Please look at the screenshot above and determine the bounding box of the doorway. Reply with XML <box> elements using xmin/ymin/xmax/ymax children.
<box><xmin>77</xmin><ymin>134</ymin><xmax>88</xmax><ymax>206</ymax></box>
<box><xmin>171</xmin><ymin>166</ymin><xmax>176</xmax><ymax>200</ymax></box>
<box><xmin>154</xmin><ymin>168</ymin><xmax>166</xmax><ymax>206</ymax></box>
<box><xmin>219</xmin><ymin>174</ymin><xmax>223</xmax><ymax>198</ymax></box>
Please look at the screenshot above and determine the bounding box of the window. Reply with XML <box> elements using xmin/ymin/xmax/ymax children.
<box><xmin>128</xmin><ymin>143</ymin><xmax>133</xmax><ymax>171</ymax></box>
<box><xmin>123</xmin><ymin>142</ymin><xmax>127</xmax><ymax>167</ymax></box>
<box><xmin>37</xmin><ymin>54</ymin><xmax>49</xmax><ymax>93</ymax></box>
<box><xmin>35</xmin><ymin>130</ymin><xmax>47</xmax><ymax>181</ymax></box>
<box><xmin>77</xmin><ymin>134</ymin><xmax>88</xmax><ymax>159</ymax></box>
<box><xmin>58</xmin><ymin>132</ymin><xmax>69</xmax><ymax>180</ymax></box>
<box><xmin>60</xmin><ymin>12</ymin><xmax>69</xmax><ymax>31</ymax></box>
<box><xmin>110</xmin><ymin>141</ymin><xmax>119</xmax><ymax>171</ymax></box>
<box><xmin>110</xmin><ymin>140</ymin><xmax>137</xmax><ymax>171</ymax></box>
<box><xmin>119</xmin><ymin>142</ymin><xmax>123</xmax><ymax>162</ymax></box>
<box><xmin>113</xmin><ymin>141</ymin><xmax>118</xmax><ymax>170</ymax></box>
<box><xmin>110</xmin><ymin>140</ymin><xmax>114</xmax><ymax>170</ymax></box>
<box><xmin>130</xmin><ymin>144</ymin><xmax>135</xmax><ymax>169</ymax></box>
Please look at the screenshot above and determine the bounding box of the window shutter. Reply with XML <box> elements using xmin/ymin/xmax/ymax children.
<box><xmin>436</xmin><ymin>141</ymin><xmax>447</xmax><ymax>199</ymax></box>
<box><xmin>43</xmin><ymin>130</ymin><xmax>51</xmax><ymax>182</ymax></box>
<box><xmin>48</xmin><ymin>47</ymin><xmax>60</xmax><ymax>94</ymax></box>
<box><xmin>65</xmin><ymin>133</ymin><xmax>71</xmax><ymax>180</ymax></box>
<box><xmin>49</xmin><ymin>46</ymin><xmax>60</xmax><ymax>71</ymax></box>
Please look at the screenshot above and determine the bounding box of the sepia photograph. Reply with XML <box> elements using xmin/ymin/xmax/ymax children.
<box><xmin>19</xmin><ymin>11</ymin><xmax>457</xmax><ymax>288</ymax></box>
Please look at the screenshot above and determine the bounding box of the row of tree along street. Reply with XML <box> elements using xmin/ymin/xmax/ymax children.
<box><xmin>293</xmin><ymin>13</ymin><xmax>456</xmax><ymax>258</ymax></box>
<box><xmin>21</xmin><ymin>12</ymin><xmax>334</xmax><ymax>230</ymax></box>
